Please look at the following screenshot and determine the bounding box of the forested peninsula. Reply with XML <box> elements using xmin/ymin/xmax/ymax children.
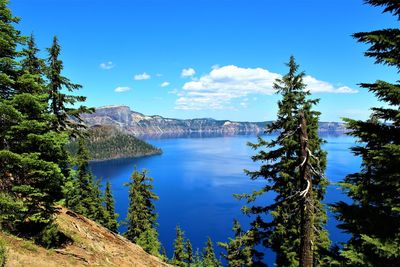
<box><xmin>66</xmin><ymin>125</ymin><xmax>162</xmax><ymax>161</ymax></box>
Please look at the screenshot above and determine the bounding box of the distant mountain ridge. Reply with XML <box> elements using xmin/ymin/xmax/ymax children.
<box><xmin>81</xmin><ymin>105</ymin><xmax>347</xmax><ymax>136</ymax></box>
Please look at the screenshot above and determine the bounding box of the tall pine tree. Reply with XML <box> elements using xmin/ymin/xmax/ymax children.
<box><xmin>67</xmin><ymin>138</ymin><xmax>107</xmax><ymax>226</ymax></box>
<box><xmin>18</xmin><ymin>33</ymin><xmax>46</xmax><ymax>95</ymax></box>
<box><xmin>172</xmin><ymin>225</ymin><xmax>187</xmax><ymax>267</ymax></box>
<box><xmin>236</xmin><ymin>56</ymin><xmax>330</xmax><ymax>266</ymax></box>
<box><xmin>0</xmin><ymin>0</ymin><xmax>95</xmax><ymax>249</ymax></box>
<box><xmin>333</xmin><ymin>1</ymin><xmax>400</xmax><ymax>266</ymax></box>
<box><xmin>0</xmin><ymin>1</ymin><xmax>69</xmax><ymax>245</ymax></box>
<box><xmin>21</xmin><ymin>34</ymin><xmax>43</xmax><ymax>76</ymax></box>
<box><xmin>186</xmin><ymin>239</ymin><xmax>193</xmax><ymax>266</ymax></box>
<box><xmin>203</xmin><ymin>237</ymin><xmax>221</xmax><ymax>267</ymax></box>
<box><xmin>104</xmin><ymin>181</ymin><xmax>118</xmax><ymax>233</ymax></box>
<box><xmin>0</xmin><ymin>0</ymin><xmax>21</xmax><ymax>99</ymax></box>
<box><xmin>219</xmin><ymin>220</ymin><xmax>257</xmax><ymax>267</ymax></box>
<box><xmin>125</xmin><ymin>168</ymin><xmax>160</xmax><ymax>256</ymax></box>
<box><xmin>46</xmin><ymin>36</ymin><xmax>92</xmax><ymax>134</ymax></box>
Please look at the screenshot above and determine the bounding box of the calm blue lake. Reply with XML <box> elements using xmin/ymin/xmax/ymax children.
<box><xmin>90</xmin><ymin>134</ymin><xmax>359</xmax><ymax>264</ymax></box>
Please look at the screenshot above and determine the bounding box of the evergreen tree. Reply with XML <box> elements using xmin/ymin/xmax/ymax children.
<box><xmin>193</xmin><ymin>249</ymin><xmax>204</xmax><ymax>267</ymax></box>
<box><xmin>21</xmin><ymin>34</ymin><xmax>43</xmax><ymax>76</ymax></box>
<box><xmin>219</xmin><ymin>220</ymin><xmax>255</xmax><ymax>267</ymax></box>
<box><xmin>236</xmin><ymin>56</ymin><xmax>330</xmax><ymax>266</ymax></box>
<box><xmin>18</xmin><ymin>33</ymin><xmax>46</xmax><ymax>95</ymax></box>
<box><xmin>186</xmin><ymin>239</ymin><xmax>193</xmax><ymax>265</ymax></box>
<box><xmin>45</xmin><ymin>36</ymin><xmax>92</xmax><ymax>134</ymax></box>
<box><xmin>67</xmin><ymin>139</ymin><xmax>107</xmax><ymax>226</ymax></box>
<box><xmin>91</xmin><ymin>178</ymin><xmax>108</xmax><ymax>226</ymax></box>
<box><xmin>333</xmin><ymin>1</ymin><xmax>400</xmax><ymax>266</ymax></box>
<box><xmin>136</xmin><ymin>227</ymin><xmax>161</xmax><ymax>257</ymax></box>
<box><xmin>0</xmin><ymin>0</ymin><xmax>22</xmax><ymax>99</ymax></box>
<box><xmin>160</xmin><ymin>245</ymin><xmax>169</xmax><ymax>262</ymax></box>
<box><xmin>0</xmin><ymin>1</ymin><xmax>69</xmax><ymax>240</ymax></box>
<box><xmin>68</xmin><ymin>138</ymin><xmax>94</xmax><ymax>213</ymax></box>
<box><xmin>104</xmin><ymin>181</ymin><xmax>118</xmax><ymax>233</ymax></box>
<box><xmin>0</xmin><ymin>0</ymin><xmax>93</xmax><ymax>248</ymax></box>
<box><xmin>172</xmin><ymin>225</ymin><xmax>187</xmax><ymax>267</ymax></box>
<box><xmin>125</xmin><ymin>168</ymin><xmax>160</xmax><ymax>256</ymax></box>
<box><xmin>0</xmin><ymin>93</ymin><xmax>67</xmax><ymax>238</ymax></box>
<box><xmin>203</xmin><ymin>237</ymin><xmax>221</xmax><ymax>267</ymax></box>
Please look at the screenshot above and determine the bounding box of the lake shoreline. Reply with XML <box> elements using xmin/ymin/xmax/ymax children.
<box><xmin>89</xmin><ymin>150</ymin><xmax>163</xmax><ymax>163</ymax></box>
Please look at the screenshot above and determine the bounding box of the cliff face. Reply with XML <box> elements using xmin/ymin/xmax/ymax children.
<box><xmin>81</xmin><ymin>105</ymin><xmax>347</xmax><ymax>136</ymax></box>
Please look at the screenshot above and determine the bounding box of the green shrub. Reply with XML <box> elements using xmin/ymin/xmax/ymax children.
<box><xmin>35</xmin><ymin>223</ymin><xmax>72</xmax><ymax>249</ymax></box>
<box><xmin>0</xmin><ymin>238</ymin><xmax>6</xmax><ymax>267</ymax></box>
<box><xmin>35</xmin><ymin>223</ymin><xmax>60</xmax><ymax>248</ymax></box>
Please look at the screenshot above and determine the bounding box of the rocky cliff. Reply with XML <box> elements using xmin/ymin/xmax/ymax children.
<box><xmin>81</xmin><ymin>105</ymin><xmax>347</xmax><ymax>136</ymax></box>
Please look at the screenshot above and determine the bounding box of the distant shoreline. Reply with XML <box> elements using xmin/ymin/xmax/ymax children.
<box><xmin>135</xmin><ymin>130</ymin><xmax>348</xmax><ymax>140</ymax></box>
<box><xmin>89</xmin><ymin>150</ymin><xmax>163</xmax><ymax>163</ymax></box>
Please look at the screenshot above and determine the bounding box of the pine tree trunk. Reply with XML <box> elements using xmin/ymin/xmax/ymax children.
<box><xmin>299</xmin><ymin>112</ymin><xmax>314</xmax><ymax>267</ymax></box>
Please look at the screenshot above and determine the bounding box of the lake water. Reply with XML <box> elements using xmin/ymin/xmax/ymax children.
<box><xmin>90</xmin><ymin>134</ymin><xmax>360</xmax><ymax>264</ymax></box>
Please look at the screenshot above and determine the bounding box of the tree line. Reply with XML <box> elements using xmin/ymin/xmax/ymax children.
<box><xmin>0</xmin><ymin>0</ymin><xmax>399</xmax><ymax>266</ymax></box>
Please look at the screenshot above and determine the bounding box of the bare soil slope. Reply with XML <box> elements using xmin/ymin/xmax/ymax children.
<box><xmin>0</xmin><ymin>207</ymin><xmax>170</xmax><ymax>267</ymax></box>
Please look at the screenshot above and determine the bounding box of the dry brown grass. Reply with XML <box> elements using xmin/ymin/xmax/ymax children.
<box><xmin>0</xmin><ymin>208</ymin><xmax>170</xmax><ymax>267</ymax></box>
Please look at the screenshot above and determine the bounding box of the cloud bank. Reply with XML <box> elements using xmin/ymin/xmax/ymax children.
<box><xmin>175</xmin><ymin>65</ymin><xmax>358</xmax><ymax>110</ymax></box>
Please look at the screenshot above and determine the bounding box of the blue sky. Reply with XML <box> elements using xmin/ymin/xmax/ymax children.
<box><xmin>10</xmin><ymin>0</ymin><xmax>398</xmax><ymax>121</ymax></box>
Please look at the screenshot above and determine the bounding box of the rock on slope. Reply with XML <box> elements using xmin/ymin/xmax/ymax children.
<box><xmin>0</xmin><ymin>207</ymin><xmax>169</xmax><ymax>267</ymax></box>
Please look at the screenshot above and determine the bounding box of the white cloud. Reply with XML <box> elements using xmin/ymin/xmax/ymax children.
<box><xmin>303</xmin><ymin>76</ymin><xmax>358</xmax><ymax>94</ymax></box>
<box><xmin>100</xmin><ymin>61</ymin><xmax>115</xmax><ymax>70</ymax></box>
<box><xmin>335</xmin><ymin>86</ymin><xmax>359</xmax><ymax>94</ymax></box>
<box><xmin>114</xmin><ymin>86</ymin><xmax>131</xmax><ymax>93</ymax></box>
<box><xmin>175</xmin><ymin>65</ymin><xmax>358</xmax><ymax>110</ymax></box>
<box><xmin>181</xmin><ymin>67</ymin><xmax>196</xmax><ymax>77</ymax></box>
<box><xmin>134</xmin><ymin>72</ymin><xmax>151</xmax><ymax>80</ymax></box>
<box><xmin>161</xmin><ymin>81</ymin><xmax>170</xmax><ymax>87</ymax></box>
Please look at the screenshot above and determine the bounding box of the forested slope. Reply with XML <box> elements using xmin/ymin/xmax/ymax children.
<box><xmin>67</xmin><ymin>125</ymin><xmax>162</xmax><ymax>161</ymax></box>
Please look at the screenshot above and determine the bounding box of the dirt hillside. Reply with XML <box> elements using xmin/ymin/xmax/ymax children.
<box><xmin>0</xmin><ymin>207</ymin><xmax>170</xmax><ymax>267</ymax></box>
